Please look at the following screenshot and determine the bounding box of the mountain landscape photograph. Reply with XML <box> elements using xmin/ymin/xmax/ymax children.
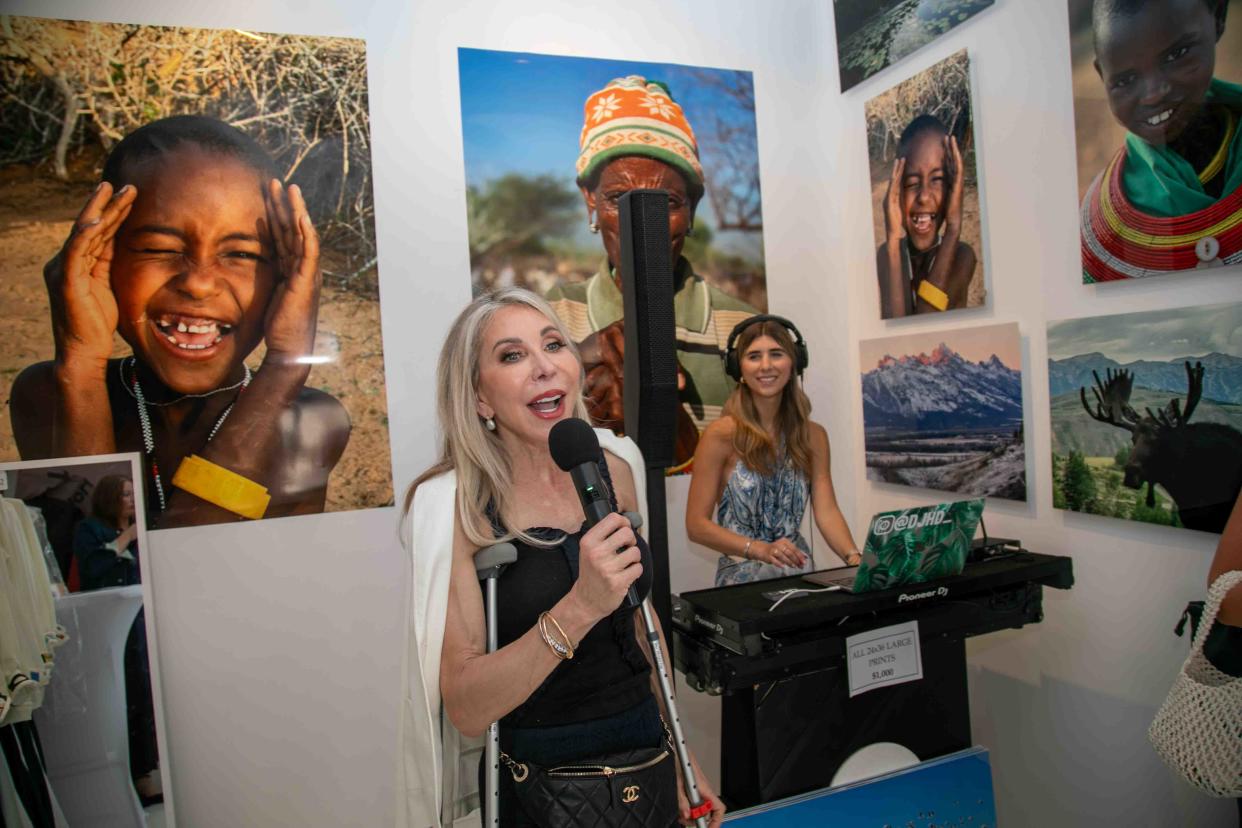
<box><xmin>860</xmin><ymin>322</ymin><xmax>1026</xmax><ymax>500</ymax></box>
<box><xmin>1047</xmin><ymin>302</ymin><xmax>1242</xmax><ymax>533</ymax></box>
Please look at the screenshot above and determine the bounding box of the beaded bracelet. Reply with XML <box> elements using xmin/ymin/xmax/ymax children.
<box><xmin>538</xmin><ymin>611</ymin><xmax>575</xmax><ymax>660</ymax></box>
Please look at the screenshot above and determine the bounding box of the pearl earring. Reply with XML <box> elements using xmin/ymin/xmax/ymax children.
<box><xmin>485</xmin><ymin>417</ymin><xmax>496</xmax><ymax>432</ymax></box>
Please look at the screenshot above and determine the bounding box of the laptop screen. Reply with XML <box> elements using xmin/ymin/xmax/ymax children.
<box><xmin>855</xmin><ymin>499</ymin><xmax>985</xmax><ymax>592</ymax></box>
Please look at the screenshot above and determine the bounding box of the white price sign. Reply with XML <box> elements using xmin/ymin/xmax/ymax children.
<box><xmin>846</xmin><ymin>620</ymin><xmax>923</xmax><ymax>697</ymax></box>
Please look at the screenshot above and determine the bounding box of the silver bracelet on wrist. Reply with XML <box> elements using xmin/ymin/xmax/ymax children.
<box><xmin>742</xmin><ymin>539</ymin><xmax>753</xmax><ymax>560</ymax></box>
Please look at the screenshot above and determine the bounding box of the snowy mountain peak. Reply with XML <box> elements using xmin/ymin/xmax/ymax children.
<box><xmin>862</xmin><ymin>342</ymin><xmax>1023</xmax><ymax>431</ymax></box>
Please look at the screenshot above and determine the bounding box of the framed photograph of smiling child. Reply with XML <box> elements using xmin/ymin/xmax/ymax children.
<box><xmin>1068</xmin><ymin>0</ymin><xmax>1242</xmax><ymax>282</ymax></box>
<box><xmin>865</xmin><ymin>49</ymin><xmax>987</xmax><ymax>320</ymax></box>
<box><xmin>0</xmin><ymin>16</ymin><xmax>392</xmax><ymax>528</ymax></box>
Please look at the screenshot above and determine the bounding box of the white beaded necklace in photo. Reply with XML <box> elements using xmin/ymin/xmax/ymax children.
<box><xmin>127</xmin><ymin>356</ymin><xmax>251</xmax><ymax>512</ymax></box>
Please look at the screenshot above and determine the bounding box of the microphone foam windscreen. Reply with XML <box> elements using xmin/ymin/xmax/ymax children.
<box><xmin>548</xmin><ymin>418</ymin><xmax>602</xmax><ymax>471</ymax></box>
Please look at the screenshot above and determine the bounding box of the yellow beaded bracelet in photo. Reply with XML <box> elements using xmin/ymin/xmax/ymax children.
<box><xmin>917</xmin><ymin>279</ymin><xmax>949</xmax><ymax>311</ymax></box>
<box><xmin>170</xmin><ymin>455</ymin><xmax>271</xmax><ymax>520</ymax></box>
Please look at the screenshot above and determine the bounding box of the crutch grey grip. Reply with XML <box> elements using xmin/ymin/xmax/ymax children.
<box><xmin>475</xmin><ymin>542</ymin><xmax>518</xmax><ymax>577</ymax></box>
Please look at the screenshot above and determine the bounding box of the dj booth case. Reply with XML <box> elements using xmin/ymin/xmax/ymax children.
<box><xmin>671</xmin><ymin>551</ymin><xmax>1074</xmax><ymax>809</ymax></box>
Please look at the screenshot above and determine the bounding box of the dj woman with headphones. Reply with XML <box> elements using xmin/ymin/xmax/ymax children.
<box><xmin>686</xmin><ymin>315</ymin><xmax>862</xmax><ymax>586</ymax></box>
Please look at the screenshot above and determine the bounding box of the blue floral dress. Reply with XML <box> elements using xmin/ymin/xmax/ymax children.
<box><xmin>714</xmin><ymin>453</ymin><xmax>813</xmax><ymax>586</ymax></box>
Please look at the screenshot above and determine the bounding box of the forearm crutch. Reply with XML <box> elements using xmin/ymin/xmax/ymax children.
<box><xmin>623</xmin><ymin>513</ymin><xmax>710</xmax><ymax>828</ymax></box>
<box><xmin>475</xmin><ymin>541</ymin><xmax>518</xmax><ymax>828</ymax></box>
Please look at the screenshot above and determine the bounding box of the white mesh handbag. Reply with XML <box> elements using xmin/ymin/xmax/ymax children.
<box><xmin>1148</xmin><ymin>570</ymin><xmax>1242</xmax><ymax>797</ymax></box>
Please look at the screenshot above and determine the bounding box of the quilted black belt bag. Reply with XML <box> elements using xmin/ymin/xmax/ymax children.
<box><xmin>501</xmin><ymin>736</ymin><xmax>678</xmax><ymax>827</ymax></box>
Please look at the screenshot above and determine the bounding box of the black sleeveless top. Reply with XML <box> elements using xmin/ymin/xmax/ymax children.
<box><xmin>490</xmin><ymin>461</ymin><xmax>654</xmax><ymax>729</ymax></box>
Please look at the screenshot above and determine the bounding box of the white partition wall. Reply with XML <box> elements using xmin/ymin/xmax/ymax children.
<box><xmin>4</xmin><ymin>0</ymin><xmax>1235</xmax><ymax>825</ymax></box>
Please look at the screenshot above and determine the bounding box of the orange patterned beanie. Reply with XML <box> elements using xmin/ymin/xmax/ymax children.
<box><xmin>576</xmin><ymin>75</ymin><xmax>704</xmax><ymax>198</ymax></box>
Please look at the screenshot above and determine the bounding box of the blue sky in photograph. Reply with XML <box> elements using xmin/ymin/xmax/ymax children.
<box><xmin>457</xmin><ymin>48</ymin><xmax>762</xmax><ymax>254</ymax></box>
<box><xmin>460</xmin><ymin>48</ymin><xmax>744</xmax><ymax>184</ymax></box>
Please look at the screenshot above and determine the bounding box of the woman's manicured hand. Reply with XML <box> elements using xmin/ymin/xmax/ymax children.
<box><xmin>570</xmin><ymin>511</ymin><xmax>642</xmax><ymax>621</ymax></box>
<box><xmin>751</xmin><ymin>537</ymin><xmax>806</xmax><ymax>568</ymax></box>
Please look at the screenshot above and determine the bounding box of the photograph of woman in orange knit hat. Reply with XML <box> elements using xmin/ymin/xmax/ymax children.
<box><xmin>458</xmin><ymin>49</ymin><xmax>767</xmax><ymax>470</ymax></box>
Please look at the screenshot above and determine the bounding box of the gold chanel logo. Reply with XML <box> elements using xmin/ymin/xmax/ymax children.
<box><xmin>622</xmin><ymin>785</ymin><xmax>640</xmax><ymax>803</ymax></box>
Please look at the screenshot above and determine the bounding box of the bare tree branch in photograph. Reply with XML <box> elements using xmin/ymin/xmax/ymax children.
<box><xmin>864</xmin><ymin>50</ymin><xmax>972</xmax><ymax>167</ymax></box>
<box><xmin>0</xmin><ymin>16</ymin><xmax>377</xmax><ymax>293</ymax></box>
<box><xmin>681</xmin><ymin>68</ymin><xmax>762</xmax><ymax>233</ymax></box>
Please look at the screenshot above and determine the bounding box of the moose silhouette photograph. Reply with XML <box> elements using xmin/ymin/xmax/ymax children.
<box><xmin>1048</xmin><ymin>302</ymin><xmax>1242</xmax><ymax>533</ymax></box>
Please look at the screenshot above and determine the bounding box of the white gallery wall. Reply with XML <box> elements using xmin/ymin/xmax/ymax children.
<box><xmin>6</xmin><ymin>0</ymin><xmax>1235</xmax><ymax>826</ymax></box>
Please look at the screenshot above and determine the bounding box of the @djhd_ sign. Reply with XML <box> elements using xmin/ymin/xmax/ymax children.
<box><xmin>873</xmin><ymin>508</ymin><xmax>949</xmax><ymax>536</ymax></box>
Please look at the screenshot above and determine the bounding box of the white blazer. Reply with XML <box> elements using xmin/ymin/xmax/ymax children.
<box><xmin>396</xmin><ymin>430</ymin><xmax>649</xmax><ymax>828</ymax></box>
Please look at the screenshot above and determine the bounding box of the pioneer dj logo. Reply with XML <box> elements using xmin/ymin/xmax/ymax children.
<box><xmin>873</xmin><ymin>508</ymin><xmax>948</xmax><ymax>536</ymax></box>
<box><xmin>694</xmin><ymin>615</ymin><xmax>724</xmax><ymax>635</ymax></box>
<box><xmin>897</xmin><ymin>586</ymin><xmax>948</xmax><ymax>603</ymax></box>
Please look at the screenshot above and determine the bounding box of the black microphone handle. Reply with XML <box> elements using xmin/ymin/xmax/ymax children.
<box><xmin>568</xmin><ymin>461</ymin><xmax>641</xmax><ymax>608</ymax></box>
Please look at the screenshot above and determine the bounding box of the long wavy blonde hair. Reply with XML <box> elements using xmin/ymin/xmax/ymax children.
<box><xmin>723</xmin><ymin>319</ymin><xmax>813</xmax><ymax>477</ymax></box>
<box><xmin>403</xmin><ymin>287</ymin><xmax>592</xmax><ymax>547</ymax></box>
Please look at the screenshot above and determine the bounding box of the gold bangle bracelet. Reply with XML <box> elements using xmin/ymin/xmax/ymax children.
<box><xmin>538</xmin><ymin>611</ymin><xmax>574</xmax><ymax>660</ymax></box>
<box><xmin>542</xmin><ymin>610</ymin><xmax>576</xmax><ymax>651</ymax></box>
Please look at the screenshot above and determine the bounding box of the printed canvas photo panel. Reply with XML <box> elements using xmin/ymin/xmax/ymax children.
<box><xmin>834</xmin><ymin>0</ymin><xmax>995</xmax><ymax>93</ymax></box>
<box><xmin>1067</xmin><ymin>0</ymin><xmax>1242</xmax><ymax>282</ymax></box>
<box><xmin>859</xmin><ymin>322</ymin><xmax>1026</xmax><ymax>500</ymax></box>
<box><xmin>1</xmin><ymin>453</ymin><xmax>175</xmax><ymax>824</ymax></box>
<box><xmin>864</xmin><ymin>49</ymin><xmax>987</xmax><ymax>320</ymax></box>
<box><xmin>459</xmin><ymin>48</ymin><xmax>768</xmax><ymax>471</ymax></box>
<box><xmin>0</xmin><ymin>17</ymin><xmax>392</xmax><ymax>528</ymax></box>
<box><xmin>1047</xmin><ymin>301</ymin><xmax>1242</xmax><ymax>532</ymax></box>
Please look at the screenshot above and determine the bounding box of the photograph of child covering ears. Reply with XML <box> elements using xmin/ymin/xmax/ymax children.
<box><xmin>0</xmin><ymin>18</ymin><xmax>393</xmax><ymax>528</ymax></box>
<box><xmin>865</xmin><ymin>49</ymin><xmax>986</xmax><ymax>319</ymax></box>
<box><xmin>1068</xmin><ymin>0</ymin><xmax>1242</xmax><ymax>282</ymax></box>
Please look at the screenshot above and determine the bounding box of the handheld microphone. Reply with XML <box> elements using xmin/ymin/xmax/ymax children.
<box><xmin>548</xmin><ymin>417</ymin><xmax>639</xmax><ymax>608</ymax></box>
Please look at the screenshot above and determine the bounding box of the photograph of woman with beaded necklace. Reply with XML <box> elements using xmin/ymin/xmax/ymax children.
<box><xmin>1</xmin><ymin>18</ymin><xmax>392</xmax><ymax>529</ymax></box>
